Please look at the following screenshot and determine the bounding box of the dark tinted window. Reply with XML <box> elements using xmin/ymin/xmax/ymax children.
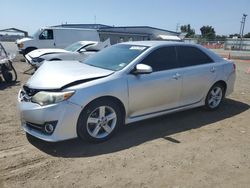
<box><xmin>39</xmin><ymin>29</ymin><xmax>54</xmax><ymax>40</ymax></box>
<box><xmin>177</xmin><ymin>46</ymin><xmax>213</xmax><ymax>67</ymax></box>
<box><xmin>84</xmin><ymin>44</ymin><xmax>148</xmax><ymax>71</ymax></box>
<box><xmin>140</xmin><ymin>47</ymin><xmax>178</xmax><ymax>72</ymax></box>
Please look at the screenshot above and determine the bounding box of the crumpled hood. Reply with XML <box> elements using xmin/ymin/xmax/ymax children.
<box><xmin>26</xmin><ymin>61</ymin><xmax>114</xmax><ymax>89</ymax></box>
<box><xmin>28</xmin><ymin>48</ymin><xmax>68</xmax><ymax>58</ymax></box>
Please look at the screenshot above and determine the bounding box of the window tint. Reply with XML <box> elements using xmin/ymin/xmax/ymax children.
<box><xmin>177</xmin><ymin>46</ymin><xmax>213</xmax><ymax>67</ymax></box>
<box><xmin>84</xmin><ymin>44</ymin><xmax>148</xmax><ymax>71</ymax></box>
<box><xmin>140</xmin><ymin>47</ymin><xmax>178</xmax><ymax>72</ymax></box>
<box><xmin>39</xmin><ymin>29</ymin><xmax>54</xmax><ymax>40</ymax></box>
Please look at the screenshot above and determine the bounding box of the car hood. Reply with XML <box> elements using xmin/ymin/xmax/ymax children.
<box><xmin>26</xmin><ymin>61</ymin><xmax>114</xmax><ymax>90</ymax></box>
<box><xmin>27</xmin><ymin>48</ymin><xmax>68</xmax><ymax>58</ymax></box>
<box><xmin>16</xmin><ymin>37</ymin><xmax>32</xmax><ymax>44</ymax></box>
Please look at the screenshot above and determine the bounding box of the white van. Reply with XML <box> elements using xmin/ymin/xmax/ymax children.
<box><xmin>16</xmin><ymin>27</ymin><xmax>100</xmax><ymax>55</ymax></box>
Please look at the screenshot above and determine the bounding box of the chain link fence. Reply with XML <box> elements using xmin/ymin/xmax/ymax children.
<box><xmin>184</xmin><ymin>38</ymin><xmax>250</xmax><ymax>51</ymax></box>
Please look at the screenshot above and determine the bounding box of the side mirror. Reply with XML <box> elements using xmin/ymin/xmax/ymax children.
<box><xmin>79</xmin><ymin>48</ymin><xmax>86</xmax><ymax>53</ymax></box>
<box><xmin>132</xmin><ymin>64</ymin><xmax>152</xmax><ymax>74</ymax></box>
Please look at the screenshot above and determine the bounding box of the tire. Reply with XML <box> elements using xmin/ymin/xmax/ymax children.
<box><xmin>77</xmin><ymin>99</ymin><xmax>123</xmax><ymax>142</ymax></box>
<box><xmin>1</xmin><ymin>65</ymin><xmax>13</xmax><ymax>83</ymax></box>
<box><xmin>2</xmin><ymin>71</ymin><xmax>13</xmax><ymax>83</ymax></box>
<box><xmin>205</xmin><ymin>83</ymin><xmax>225</xmax><ymax>110</ymax></box>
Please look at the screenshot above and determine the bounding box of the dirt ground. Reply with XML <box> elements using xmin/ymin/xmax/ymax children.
<box><xmin>0</xmin><ymin>59</ymin><xmax>250</xmax><ymax>188</ymax></box>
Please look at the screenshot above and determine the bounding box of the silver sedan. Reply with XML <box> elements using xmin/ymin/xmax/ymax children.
<box><xmin>18</xmin><ymin>41</ymin><xmax>236</xmax><ymax>142</ymax></box>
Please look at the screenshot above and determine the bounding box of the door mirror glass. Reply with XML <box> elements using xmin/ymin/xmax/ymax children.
<box><xmin>133</xmin><ymin>64</ymin><xmax>152</xmax><ymax>74</ymax></box>
<box><xmin>79</xmin><ymin>48</ymin><xmax>86</xmax><ymax>53</ymax></box>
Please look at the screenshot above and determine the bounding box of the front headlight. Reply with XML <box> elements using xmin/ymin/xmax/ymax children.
<box><xmin>31</xmin><ymin>91</ymin><xmax>75</xmax><ymax>106</ymax></box>
<box><xmin>17</xmin><ymin>43</ymin><xmax>24</xmax><ymax>49</ymax></box>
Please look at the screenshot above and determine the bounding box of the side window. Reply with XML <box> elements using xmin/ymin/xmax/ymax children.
<box><xmin>39</xmin><ymin>29</ymin><xmax>54</xmax><ymax>40</ymax></box>
<box><xmin>177</xmin><ymin>46</ymin><xmax>213</xmax><ymax>67</ymax></box>
<box><xmin>140</xmin><ymin>47</ymin><xmax>178</xmax><ymax>72</ymax></box>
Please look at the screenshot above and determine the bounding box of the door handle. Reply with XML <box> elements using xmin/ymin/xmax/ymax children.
<box><xmin>53</xmin><ymin>42</ymin><xmax>56</xmax><ymax>46</ymax></box>
<box><xmin>210</xmin><ymin>67</ymin><xmax>216</xmax><ymax>73</ymax></box>
<box><xmin>173</xmin><ymin>73</ymin><xmax>181</xmax><ymax>80</ymax></box>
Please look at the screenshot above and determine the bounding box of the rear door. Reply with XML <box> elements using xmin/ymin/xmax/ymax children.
<box><xmin>176</xmin><ymin>46</ymin><xmax>217</xmax><ymax>106</ymax></box>
<box><xmin>127</xmin><ymin>46</ymin><xmax>182</xmax><ymax>118</ymax></box>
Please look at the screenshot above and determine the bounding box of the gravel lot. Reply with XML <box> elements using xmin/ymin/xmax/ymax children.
<box><xmin>0</xmin><ymin>58</ymin><xmax>250</xmax><ymax>188</ymax></box>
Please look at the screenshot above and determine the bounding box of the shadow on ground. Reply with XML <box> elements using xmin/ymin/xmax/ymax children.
<box><xmin>28</xmin><ymin>98</ymin><xmax>249</xmax><ymax>158</ymax></box>
<box><xmin>0</xmin><ymin>81</ymin><xmax>20</xmax><ymax>90</ymax></box>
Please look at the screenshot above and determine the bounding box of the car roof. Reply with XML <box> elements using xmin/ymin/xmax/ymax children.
<box><xmin>121</xmin><ymin>40</ymin><xmax>223</xmax><ymax>62</ymax></box>
<box><xmin>122</xmin><ymin>40</ymin><xmax>185</xmax><ymax>47</ymax></box>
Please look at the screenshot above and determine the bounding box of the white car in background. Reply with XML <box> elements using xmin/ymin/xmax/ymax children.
<box><xmin>25</xmin><ymin>39</ymin><xmax>110</xmax><ymax>67</ymax></box>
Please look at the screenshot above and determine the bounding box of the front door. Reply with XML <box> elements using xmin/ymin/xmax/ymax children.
<box><xmin>127</xmin><ymin>46</ymin><xmax>182</xmax><ymax>118</ymax></box>
<box><xmin>38</xmin><ymin>29</ymin><xmax>55</xmax><ymax>48</ymax></box>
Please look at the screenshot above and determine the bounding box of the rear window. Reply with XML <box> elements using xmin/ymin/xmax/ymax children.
<box><xmin>177</xmin><ymin>46</ymin><xmax>213</xmax><ymax>67</ymax></box>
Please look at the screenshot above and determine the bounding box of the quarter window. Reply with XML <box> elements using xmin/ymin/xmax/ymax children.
<box><xmin>177</xmin><ymin>46</ymin><xmax>213</xmax><ymax>67</ymax></box>
<box><xmin>39</xmin><ymin>29</ymin><xmax>54</xmax><ymax>40</ymax></box>
<box><xmin>140</xmin><ymin>47</ymin><xmax>178</xmax><ymax>72</ymax></box>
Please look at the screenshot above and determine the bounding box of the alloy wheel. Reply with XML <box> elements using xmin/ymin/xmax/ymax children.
<box><xmin>208</xmin><ymin>86</ymin><xmax>223</xmax><ymax>109</ymax></box>
<box><xmin>86</xmin><ymin>106</ymin><xmax>117</xmax><ymax>139</ymax></box>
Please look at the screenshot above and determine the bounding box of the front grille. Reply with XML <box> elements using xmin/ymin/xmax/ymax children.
<box><xmin>26</xmin><ymin>122</ymin><xmax>44</xmax><ymax>131</ymax></box>
<box><xmin>26</xmin><ymin>121</ymin><xmax>58</xmax><ymax>135</ymax></box>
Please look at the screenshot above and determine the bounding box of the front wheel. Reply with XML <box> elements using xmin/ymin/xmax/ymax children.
<box><xmin>205</xmin><ymin>84</ymin><xmax>225</xmax><ymax>110</ymax></box>
<box><xmin>1</xmin><ymin>65</ymin><xmax>13</xmax><ymax>83</ymax></box>
<box><xmin>77</xmin><ymin>99</ymin><xmax>123</xmax><ymax>142</ymax></box>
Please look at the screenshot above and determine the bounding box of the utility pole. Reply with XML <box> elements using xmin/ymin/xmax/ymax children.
<box><xmin>241</xmin><ymin>14</ymin><xmax>247</xmax><ymax>38</ymax></box>
<box><xmin>239</xmin><ymin>14</ymin><xmax>247</xmax><ymax>50</ymax></box>
<box><xmin>176</xmin><ymin>23</ymin><xmax>180</xmax><ymax>32</ymax></box>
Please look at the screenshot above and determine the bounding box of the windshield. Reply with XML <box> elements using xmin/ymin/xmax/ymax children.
<box><xmin>64</xmin><ymin>42</ymin><xmax>84</xmax><ymax>52</ymax></box>
<box><xmin>32</xmin><ymin>29</ymin><xmax>43</xmax><ymax>38</ymax></box>
<box><xmin>83</xmin><ymin>44</ymin><xmax>148</xmax><ymax>71</ymax></box>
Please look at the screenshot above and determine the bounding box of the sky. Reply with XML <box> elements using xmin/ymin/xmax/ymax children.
<box><xmin>1</xmin><ymin>0</ymin><xmax>249</xmax><ymax>36</ymax></box>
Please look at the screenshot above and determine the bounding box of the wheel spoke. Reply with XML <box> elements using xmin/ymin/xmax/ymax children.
<box><xmin>99</xmin><ymin>106</ymin><xmax>106</xmax><ymax>118</ymax></box>
<box><xmin>212</xmin><ymin>100</ymin><xmax>217</xmax><ymax>107</ymax></box>
<box><xmin>214</xmin><ymin>96</ymin><xmax>221</xmax><ymax>100</ymax></box>
<box><xmin>211</xmin><ymin>90</ymin><xmax>216</xmax><ymax>96</ymax></box>
<box><xmin>208</xmin><ymin>98</ymin><xmax>214</xmax><ymax>104</ymax></box>
<box><xmin>214</xmin><ymin>88</ymin><xmax>221</xmax><ymax>95</ymax></box>
<box><xmin>102</xmin><ymin>124</ymin><xmax>112</xmax><ymax>133</ymax></box>
<box><xmin>106</xmin><ymin>112</ymin><xmax>116</xmax><ymax>122</ymax></box>
<box><xmin>92</xmin><ymin>125</ymin><xmax>101</xmax><ymax>137</ymax></box>
<box><xmin>87</xmin><ymin>117</ymin><xmax>99</xmax><ymax>124</ymax></box>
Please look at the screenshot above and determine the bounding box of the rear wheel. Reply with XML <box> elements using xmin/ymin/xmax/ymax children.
<box><xmin>2</xmin><ymin>70</ymin><xmax>13</xmax><ymax>82</ymax></box>
<box><xmin>205</xmin><ymin>83</ymin><xmax>225</xmax><ymax>110</ymax></box>
<box><xmin>77</xmin><ymin>99</ymin><xmax>123</xmax><ymax>142</ymax></box>
<box><xmin>1</xmin><ymin>65</ymin><xmax>13</xmax><ymax>83</ymax></box>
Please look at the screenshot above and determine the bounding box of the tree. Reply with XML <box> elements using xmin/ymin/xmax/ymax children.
<box><xmin>200</xmin><ymin>25</ymin><xmax>216</xmax><ymax>40</ymax></box>
<box><xmin>244</xmin><ymin>32</ymin><xmax>250</xmax><ymax>38</ymax></box>
<box><xmin>180</xmin><ymin>24</ymin><xmax>195</xmax><ymax>38</ymax></box>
